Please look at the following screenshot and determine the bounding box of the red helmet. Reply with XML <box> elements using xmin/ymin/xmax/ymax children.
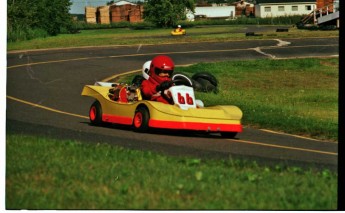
<box><xmin>149</xmin><ymin>55</ymin><xmax>174</xmax><ymax>83</ymax></box>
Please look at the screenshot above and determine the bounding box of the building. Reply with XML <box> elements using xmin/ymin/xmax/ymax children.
<box><xmin>307</xmin><ymin>0</ymin><xmax>339</xmax><ymax>27</ymax></box>
<box><xmin>316</xmin><ymin>0</ymin><xmax>338</xmax><ymax>9</ymax></box>
<box><xmin>254</xmin><ymin>0</ymin><xmax>316</xmax><ymax>18</ymax></box>
<box><xmin>186</xmin><ymin>6</ymin><xmax>236</xmax><ymax>21</ymax></box>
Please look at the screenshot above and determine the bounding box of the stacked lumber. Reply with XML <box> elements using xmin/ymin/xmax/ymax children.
<box><xmin>85</xmin><ymin>7</ymin><xmax>97</xmax><ymax>24</ymax></box>
<box><xmin>110</xmin><ymin>5</ymin><xmax>123</xmax><ymax>22</ymax></box>
<box><xmin>235</xmin><ymin>2</ymin><xmax>246</xmax><ymax>16</ymax></box>
<box><xmin>110</xmin><ymin>4</ymin><xmax>144</xmax><ymax>23</ymax></box>
<box><xmin>129</xmin><ymin>5</ymin><xmax>144</xmax><ymax>23</ymax></box>
<box><xmin>110</xmin><ymin>4</ymin><xmax>129</xmax><ymax>22</ymax></box>
<box><xmin>97</xmin><ymin>6</ymin><xmax>110</xmax><ymax>24</ymax></box>
<box><xmin>235</xmin><ymin>7</ymin><xmax>245</xmax><ymax>16</ymax></box>
<box><xmin>121</xmin><ymin>4</ymin><xmax>131</xmax><ymax>20</ymax></box>
<box><xmin>245</xmin><ymin>4</ymin><xmax>254</xmax><ymax>17</ymax></box>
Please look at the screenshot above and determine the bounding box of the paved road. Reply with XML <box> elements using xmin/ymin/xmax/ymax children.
<box><xmin>7</xmin><ymin>37</ymin><xmax>339</xmax><ymax>170</ymax></box>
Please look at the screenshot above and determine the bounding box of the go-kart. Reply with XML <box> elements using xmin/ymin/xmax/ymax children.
<box><xmin>171</xmin><ymin>28</ymin><xmax>186</xmax><ymax>36</ymax></box>
<box><xmin>81</xmin><ymin>74</ymin><xmax>243</xmax><ymax>138</ymax></box>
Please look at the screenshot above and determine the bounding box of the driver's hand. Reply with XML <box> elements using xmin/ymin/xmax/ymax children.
<box><xmin>156</xmin><ymin>81</ymin><xmax>173</xmax><ymax>92</ymax></box>
<box><xmin>164</xmin><ymin>90</ymin><xmax>172</xmax><ymax>99</ymax></box>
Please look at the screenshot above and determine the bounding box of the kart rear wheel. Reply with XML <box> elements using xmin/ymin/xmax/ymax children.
<box><xmin>192</xmin><ymin>72</ymin><xmax>218</xmax><ymax>87</ymax></box>
<box><xmin>221</xmin><ymin>132</ymin><xmax>237</xmax><ymax>139</ymax></box>
<box><xmin>133</xmin><ymin>106</ymin><xmax>150</xmax><ymax>132</ymax></box>
<box><xmin>89</xmin><ymin>100</ymin><xmax>103</xmax><ymax>126</ymax></box>
<box><xmin>196</xmin><ymin>78</ymin><xmax>217</xmax><ymax>93</ymax></box>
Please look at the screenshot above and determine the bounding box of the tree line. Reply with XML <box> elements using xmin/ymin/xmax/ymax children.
<box><xmin>8</xmin><ymin>0</ymin><xmax>73</xmax><ymax>41</ymax></box>
<box><xmin>8</xmin><ymin>0</ymin><xmax>199</xmax><ymax>41</ymax></box>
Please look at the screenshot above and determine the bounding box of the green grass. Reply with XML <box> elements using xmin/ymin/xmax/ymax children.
<box><xmin>7</xmin><ymin>25</ymin><xmax>339</xmax><ymax>51</ymax></box>
<box><xmin>120</xmin><ymin>57</ymin><xmax>338</xmax><ymax>141</ymax></box>
<box><xmin>6</xmin><ymin>134</ymin><xmax>337</xmax><ymax>210</ymax></box>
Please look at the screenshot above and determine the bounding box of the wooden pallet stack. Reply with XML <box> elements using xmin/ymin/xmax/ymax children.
<box><xmin>97</xmin><ymin>6</ymin><xmax>110</xmax><ymax>24</ymax></box>
<box><xmin>121</xmin><ymin>4</ymin><xmax>131</xmax><ymax>20</ymax></box>
<box><xmin>110</xmin><ymin>5</ymin><xmax>123</xmax><ymax>22</ymax></box>
<box><xmin>245</xmin><ymin>4</ymin><xmax>254</xmax><ymax>17</ymax></box>
<box><xmin>129</xmin><ymin>5</ymin><xmax>144</xmax><ymax>23</ymax></box>
<box><xmin>85</xmin><ymin>7</ymin><xmax>97</xmax><ymax>24</ymax></box>
<box><xmin>235</xmin><ymin>1</ymin><xmax>246</xmax><ymax>16</ymax></box>
<box><xmin>88</xmin><ymin>4</ymin><xmax>144</xmax><ymax>24</ymax></box>
<box><xmin>110</xmin><ymin>4</ymin><xmax>144</xmax><ymax>23</ymax></box>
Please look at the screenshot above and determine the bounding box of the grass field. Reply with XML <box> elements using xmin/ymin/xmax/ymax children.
<box><xmin>7</xmin><ymin>25</ymin><xmax>339</xmax><ymax>51</ymax></box>
<box><xmin>119</xmin><ymin>57</ymin><xmax>339</xmax><ymax>141</ymax></box>
<box><xmin>6</xmin><ymin>134</ymin><xmax>337</xmax><ymax>210</ymax></box>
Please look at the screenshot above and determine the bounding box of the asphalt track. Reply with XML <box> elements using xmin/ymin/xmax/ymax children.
<box><xmin>6</xmin><ymin>36</ymin><xmax>339</xmax><ymax>170</ymax></box>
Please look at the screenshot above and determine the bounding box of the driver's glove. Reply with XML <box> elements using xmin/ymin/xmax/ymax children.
<box><xmin>156</xmin><ymin>81</ymin><xmax>173</xmax><ymax>92</ymax></box>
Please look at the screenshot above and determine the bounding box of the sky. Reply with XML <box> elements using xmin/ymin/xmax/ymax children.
<box><xmin>70</xmin><ymin>0</ymin><xmax>141</xmax><ymax>14</ymax></box>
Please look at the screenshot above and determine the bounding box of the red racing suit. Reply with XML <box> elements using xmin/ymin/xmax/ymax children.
<box><xmin>141</xmin><ymin>77</ymin><xmax>171</xmax><ymax>104</ymax></box>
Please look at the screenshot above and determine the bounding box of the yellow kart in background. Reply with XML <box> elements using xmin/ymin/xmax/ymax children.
<box><xmin>171</xmin><ymin>28</ymin><xmax>186</xmax><ymax>36</ymax></box>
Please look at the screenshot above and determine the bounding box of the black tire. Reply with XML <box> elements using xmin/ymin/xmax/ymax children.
<box><xmin>133</xmin><ymin>106</ymin><xmax>150</xmax><ymax>132</ymax></box>
<box><xmin>192</xmin><ymin>72</ymin><xmax>218</xmax><ymax>87</ymax></box>
<box><xmin>89</xmin><ymin>100</ymin><xmax>103</xmax><ymax>126</ymax></box>
<box><xmin>191</xmin><ymin>79</ymin><xmax>203</xmax><ymax>92</ymax></box>
<box><xmin>221</xmin><ymin>132</ymin><xmax>237</xmax><ymax>139</ymax></box>
<box><xmin>195</xmin><ymin>77</ymin><xmax>217</xmax><ymax>93</ymax></box>
<box><xmin>132</xmin><ymin>75</ymin><xmax>145</xmax><ymax>87</ymax></box>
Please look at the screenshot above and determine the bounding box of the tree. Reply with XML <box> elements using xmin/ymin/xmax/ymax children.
<box><xmin>143</xmin><ymin>0</ymin><xmax>195</xmax><ymax>27</ymax></box>
<box><xmin>107</xmin><ymin>1</ymin><xmax>115</xmax><ymax>5</ymax></box>
<box><xmin>8</xmin><ymin>0</ymin><xmax>73</xmax><ymax>40</ymax></box>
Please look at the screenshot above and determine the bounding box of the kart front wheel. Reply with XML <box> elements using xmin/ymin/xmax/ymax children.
<box><xmin>221</xmin><ymin>132</ymin><xmax>237</xmax><ymax>139</ymax></box>
<box><xmin>133</xmin><ymin>106</ymin><xmax>150</xmax><ymax>132</ymax></box>
<box><xmin>89</xmin><ymin>100</ymin><xmax>103</xmax><ymax>126</ymax></box>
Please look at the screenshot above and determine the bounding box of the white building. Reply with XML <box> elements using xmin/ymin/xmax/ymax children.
<box><xmin>186</xmin><ymin>6</ymin><xmax>236</xmax><ymax>21</ymax></box>
<box><xmin>254</xmin><ymin>0</ymin><xmax>316</xmax><ymax>18</ymax></box>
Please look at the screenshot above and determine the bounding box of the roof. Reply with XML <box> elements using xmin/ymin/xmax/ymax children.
<box><xmin>255</xmin><ymin>0</ymin><xmax>316</xmax><ymax>4</ymax></box>
<box><xmin>193</xmin><ymin>6</ymin><xmax>235</xmax><ymax>18</ymax></box>
<box><xmin>112</xmin><ymin>0</ymin><xmax>136</xmax><ymax>5</ymax></box>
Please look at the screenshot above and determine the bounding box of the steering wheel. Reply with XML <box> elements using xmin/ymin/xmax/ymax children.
<box><xmin>171</xmin><ymin>73</ymin><xmax>193</xmax><ymax>87</ymax></box>
<box><xmin>160</xmin><ymin>74</ymin><xmax>193</xmax><ymax>104</ymax></box>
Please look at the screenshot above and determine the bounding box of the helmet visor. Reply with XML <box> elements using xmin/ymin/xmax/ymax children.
<box><xmin>155</xmin><ymin>67</ymin><xmax>173</xmax><ymax>77</ymax></box>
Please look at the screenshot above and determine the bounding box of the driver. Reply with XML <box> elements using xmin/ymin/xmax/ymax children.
<box><xmin>140</xmin><ymin>55</ymin><xmax>175</xmax><ymax>104</ymax></box>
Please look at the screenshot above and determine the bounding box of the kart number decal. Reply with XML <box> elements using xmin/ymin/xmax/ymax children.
<box><xmin>170</xmin><ymin>86</ymin><xmax>196</xmax><ymax>110</ymax></box>
<box><xmin>178</xmin><ymin>92</ymin><xmax>194</xmax><ymax>105</ymax></box>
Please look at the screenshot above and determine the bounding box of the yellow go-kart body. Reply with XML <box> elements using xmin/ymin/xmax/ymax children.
<box><xmin>171</xmin><ymin>28</ymin><xmax>186</xmax><ymax>36</ymax></box>
<box><xmin>81</xmin><ymin>84</ymin><xmax>243</xmax><ymax>137</ymax></box>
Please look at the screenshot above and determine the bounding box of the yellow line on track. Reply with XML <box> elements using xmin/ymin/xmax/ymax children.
<box><xmin>7</xmin><ymin>49</ymin><xmax>248</xmax><ymax>69</ymax></box>
<box><xmin>227</xmin><ymin>138</ymin><xmax>337</xmax><ymax>156</ymax></box>
<box><xmin>8</xmin><ymin>44</ymin><xmax>337</xmax><ymax>69</ymax></box>
<box><xmin>7</xmin><ymin>93</ymin><xmax>338</xmax><ymax>156</ymax></box>
<box><xmin>7</xmin><ymin>96</ymin><xmax>89</xmax><ymax>119</ymax></box>
<box><xmin>259</xmin><ymin>129</ymin><xmax>338</xmax><ymax>143</ymax></box>
<box><xmin>7</xmin><ymin>57</ymin><xmax>105</xmax><ymax>69</ymax></box>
